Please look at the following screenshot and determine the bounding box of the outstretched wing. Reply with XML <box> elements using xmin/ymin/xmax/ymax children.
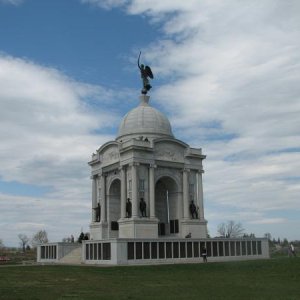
<box><xmin>145</xmin><ymin>66</ymin><xmax>154</xmax><ymax>79</ymax></box>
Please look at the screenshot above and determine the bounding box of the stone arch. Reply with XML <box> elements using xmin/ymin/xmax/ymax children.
<box><xmin>107</xmin><ymin>173</ymin><xmax>121</xmax><ymax>191</ymax></box>
<box><xmin>108</xmin><ymin>178</ymin><xmax>121</xmax><ymax>237</ymax></box>
<box><xmin>155</xmin><ymin>176</ymin><xmax>180</xmax><ymax>236</ymax></box>
<box><xmin>155</xmin><ymin>169</ymin><xmax>182</xmax><ymax>193</ymax></box>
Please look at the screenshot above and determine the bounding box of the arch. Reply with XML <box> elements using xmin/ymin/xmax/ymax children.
<box><xmin>155</xmin><ymin>176</ymin><xmax>181</xmax><ymax>236</ymax></box>
<box><xmin>155</xmin><ymin>172</ymin><xmax>181</xmax><ymax>191</ymax></box>
<box><xmin>107</xmin><ymin>174</ymin><xmax>121</xmax><ymax>191</ymax></box>
<box><xmin>108</xmin><ymin>178</ymin><xmax>121</xmax><ymax>237</ymax></box>
<box><xmin>97</xmin><ymin>140</ymin><xmax>120</xmax><ymax>154</ymax></box>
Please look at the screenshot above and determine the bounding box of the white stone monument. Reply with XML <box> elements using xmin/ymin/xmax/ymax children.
<box><xmin>37</xmin><ymin>69</ymin><xmax>269</xmax><ymax>265</ymax></box>
<box><xmin>89</xmin><ymin>94</ymin><xmax>208</xmax><ymax>241</ymax></box>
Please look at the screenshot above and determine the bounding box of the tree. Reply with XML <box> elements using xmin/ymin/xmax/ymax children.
<box><xmin>31</xmin><ymin>230</ymin><xmax>48</xmax><ymax>247</ymax></box>
<box><xmin>18</xmin><ymin>234</ymin><xmax>29</xmax><ymax>252</ymax></box>
<box><xmin>264</xmin><ymin>233</ymin><xmax>272</xmax><ymax>240</ymax></box>
<box><xmin>217</xmin><ymin>220</ymin><xmax>244</xmax><ymax>238</ymax></box>
<box><xmin>0</xmin><ymin>239</ymin><xmax>4</xmax><ymax>249</ymax></box>
<box><xmin>282</xmin><ymin>238</ymin><xmax>289</xmax><ymax>246</ymax></box>
<box><xmin>77</xmin><ymin>232</ymin><xmax>85</xmax><ymax>244</ymax></box>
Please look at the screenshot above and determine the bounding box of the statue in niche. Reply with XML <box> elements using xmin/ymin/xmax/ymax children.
<box><xmin>138</xmin><ymin>51</ymin><xmax>154</xmax><ymax>95</ymax></box>
<box><xmin>93</xmin><ymin>203</ymin><xmax>101</xmax><ymax>222</ymax></box>
<box><xmin>126</xmin><ymin>198</ymin><xmax>132</xmax><ymax>218</ymax></box>
<box><xmin>139</xmin><ymin>197</ymin><xmax>147</xmax><ymax>217</ymax></box>
<box><xmin>189</xmin><ymin>200</ymin><xmax>198</xmax><ymax>219</ymax></box>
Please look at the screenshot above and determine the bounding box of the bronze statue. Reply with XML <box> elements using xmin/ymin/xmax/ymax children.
<box><xmin>138</xmin><ymin>51</ymin><xmax>154</xmax><ymax>95</ymax></box>
<box><xmin>189</xmin><ymin>201</ymin><xmax>198</xmax><ymax>219</ymax></box>
<box><xmin>139</xmin><ymin>197</ymin><xmax>147</xmax><ymax>217</ymax></box>
<box><xmin>93</xmin><ymin>203</ymin><xmax>101</xmax><ymax>222</ymax></box>
<box><xmin>126</xmin><ymin>198</ymin><xmax>132</xmax><ymax>218</ymax></box>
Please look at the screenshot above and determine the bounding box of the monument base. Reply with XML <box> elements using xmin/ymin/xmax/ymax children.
<box><xmin>180</xmin><ymin>219</ymin><xmax>208</xmax><ymax>238</ymax></box>
<box><xmin>118</xmin><ymin>217</ymin><xmax>159</xmax><ymax>238</ymax></box>
<box><xmin>90</xmin><ymin>221</ymin><xmax>108</xmax><ymax>240</ymax></box>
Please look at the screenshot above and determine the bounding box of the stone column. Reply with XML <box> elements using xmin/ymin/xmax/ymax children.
<box><xmin>120</xmin><ymin>166</ymin><xmax>127</xmax><ymax>219</ymax></box>
<box><xmin>92</xmin><ymin>175</ymin><xmax>97</xmax><ymax>222</ymax></box>
<box><xmin>183</xmin><ymin>169</ymin><xmax>190</xmax><ymax>219</ymax></box>
<box><xmin>197</xmin><ymin>170</ymin><xmax>205</xmax><ymax>220</ymax></box>
<box><xmin>149</xmin><ymin>164</ymin><xmax>156</xmax><ymax>218</ymax></box>
<box><xmin>131</xmin><ymin>163</ymin><xmax>138</xmax><ymax>217</ymax></box>
<box><xmin>100</xmin><ymin>174</ymin><xmax>106</xmax><ymax>222</ymax></box>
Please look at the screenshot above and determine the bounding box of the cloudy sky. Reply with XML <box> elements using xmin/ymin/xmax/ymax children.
<box><xmin>1</xmin><ymin>0</ymin><xmax>299</xmax><ymax>246</ymax></box>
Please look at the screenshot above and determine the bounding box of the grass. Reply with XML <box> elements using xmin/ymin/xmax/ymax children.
<box><xmin>0</xmin><ymin>258</ymin><xmax>299</xmax><ymax>300</ymax></box>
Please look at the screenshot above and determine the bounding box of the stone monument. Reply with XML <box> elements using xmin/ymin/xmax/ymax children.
<box><xmin>37</xmin><ymin>57</ymin><xmax>269</xmax><ymax>265</ymax></box>
<box><xmin>89</xmin><ymin>93</ymin><xmax>208</xmax><ymax>240</ymax></box>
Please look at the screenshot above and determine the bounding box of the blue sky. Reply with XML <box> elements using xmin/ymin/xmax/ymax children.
<box><xmin>1</xmin><ymin>0</ymin><xmax>300</xmax><ymax>247</ymax></box>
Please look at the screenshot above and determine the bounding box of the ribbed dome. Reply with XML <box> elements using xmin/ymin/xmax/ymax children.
<box><xmin>117</xmin><ymin>95</ymin><xmax>174</xmax><ymax>141</ymax></box>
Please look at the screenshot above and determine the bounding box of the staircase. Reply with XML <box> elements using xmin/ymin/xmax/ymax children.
<box><xmin>59</xmin><ymin>246</ymin><xmax>82</xmax><ymax>264</ymax></box>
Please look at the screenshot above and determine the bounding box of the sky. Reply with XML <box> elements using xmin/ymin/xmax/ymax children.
<box><xmin>0</xmin><ymin>0</ymin><xmax>299</xmax><ymax>247</ymax></box>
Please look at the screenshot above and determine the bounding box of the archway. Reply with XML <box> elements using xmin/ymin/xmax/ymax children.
<box><xmin>155</xmin><ymin>176</ymin><xmax>179</xmax><ymax>236</ymax></box>
<box><xmin>108</xmin><ymin>179</ymin><xmax>121</xmax><ymax>237</ymax></box>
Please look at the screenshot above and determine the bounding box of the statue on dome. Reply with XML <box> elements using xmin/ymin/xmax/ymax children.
<box><xmin>138</xmin><ymin>51</ymin><xmax>154</xmax><ymax>95</ymax></box>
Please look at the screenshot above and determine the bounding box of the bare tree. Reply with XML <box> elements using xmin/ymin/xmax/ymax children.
<box><xmin>32</xmin><ymin>230</ymin><xmax>48</xmax><ymax>247</ymax></box>
<box><xmin>18</xmin><ymin>234</ymin><xmax>30</xmax><ymax>252</ymax></box>
<box><xmin>217</xmin><ymin>220</ymin><xmax>244</xmax><ymax>238</ymax></box>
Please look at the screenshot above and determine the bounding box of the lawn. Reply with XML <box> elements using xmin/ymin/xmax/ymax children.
<box><xmin>0</xmin><ymin>258</ymin><xmax>299</xmax><ymax>300</ymax></box>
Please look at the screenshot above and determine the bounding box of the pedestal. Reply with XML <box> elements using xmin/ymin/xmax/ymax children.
<box><xmin>89</xmin><ymin>221</ymin><xmax>108</xmax><ymax>240</ymax></box>
<box><xmin>180</xmin><ymin>219</ymin><xmax>208</xmax><ymax>239</ymax></box>
<box><xmin>118</xmin><ymin>217</ymin><xmax>159</xmax><ymax>238</ymax></box>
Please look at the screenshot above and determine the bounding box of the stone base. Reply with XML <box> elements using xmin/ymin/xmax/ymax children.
<box><xmin>180</xmin><ymin>219</ymin><xmax>208</xmax><ymax>238</ymax></box>
<box><xmin>118</xmin><ymin>217</ymin><xmax>159</xmax><ymax>238</ymax></box>
<box><xmin>90</xmin><ymin>221</ymin><xmax>108</xmax><ymax>240</ymax></box>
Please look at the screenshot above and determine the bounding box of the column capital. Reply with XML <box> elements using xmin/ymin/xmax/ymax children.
<box><xmin>149</xmin><ymin>164</ymin><xmax>157</xmax><ymax>169</ymax></box>
<box><xmin>183</xmin><ymin>168</ymin><xmax>190</xmax><ymax>173</ymax></box>
<box><xmin>129</xmin><ymin>162</ymin><xmax>140</xmax><ymax>167</ymax></box>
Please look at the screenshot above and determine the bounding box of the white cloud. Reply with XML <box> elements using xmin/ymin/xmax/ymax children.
<box><xmin>81</xmin><ymin>0</ymin><xmax>128</xmax><ymax>10</ymax></box>
<box><xmin>248</xmin><ymin>218</ymin><xmax>286</xmax><ymax>225</ymax></box>
<box><xmin>0</xmin><ymin>54</ymin><xmax>131</xmax><ymax>246</ymax></box>
<box><xmin>2</xmin><ymin>1</ymin><xmax>300</xmax><ymax>245</ymax></box>
<box><xmin>0</xmin><ymin>54</ymin><xmax>122</xmax><ymax>184</ymax></box>
<box><xmin>0</xmin><ymin>0</ymin><xmax>23</xmax><ymax>5</ymax></box>
<box><xmin>81</xmin><ymin>0</ymin><xmax>300</xmax><ymax>239</ymax></box>
<box><xmin>0</xmin><ymin>193</ymin><xmax>90</xmax><ymax>244</ymax></box>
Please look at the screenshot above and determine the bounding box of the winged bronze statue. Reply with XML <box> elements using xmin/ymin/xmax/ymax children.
<box><xmin>138</xmin><ymin>51</ymin><xmax>154</xmax><ymax>94</ymax></box>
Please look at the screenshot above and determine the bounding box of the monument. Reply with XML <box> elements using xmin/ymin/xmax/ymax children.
<box><xmin>89</xmin><ymin>54</ymin><xmax>207</xmax><ymax>241</ymax></box>
<box><xmin>37</xmin><ymin>56</ymin><xmax>269</xmax><ymax>265</ymax></box>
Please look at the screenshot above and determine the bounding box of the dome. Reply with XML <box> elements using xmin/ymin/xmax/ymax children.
<box><xmin>117</xmin><ymin>95</ymin><xmax>174</xmax><ymax>141</ymax></box>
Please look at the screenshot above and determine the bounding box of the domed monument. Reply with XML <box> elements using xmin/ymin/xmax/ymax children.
<box><xmin>89</xmin><ymin>93</ymin><xmax>208</xmax><ymax>241</ymax></box>
<box><xmin>37</xmin><ymin>56</ymin><xmax>269</xmax><ymax>265</ymax></box>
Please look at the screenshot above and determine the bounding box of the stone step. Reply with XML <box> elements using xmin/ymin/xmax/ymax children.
<box><xmin>59</xmin><ymin>246</ymin><xmax>82</xmax><ymax>264</ymax></box>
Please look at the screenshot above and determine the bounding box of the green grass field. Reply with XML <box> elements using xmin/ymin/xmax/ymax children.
<box><xmin>0</xmin><ymin>258</ymin><xmax>299</xmax><ymax>300</ymax></box>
